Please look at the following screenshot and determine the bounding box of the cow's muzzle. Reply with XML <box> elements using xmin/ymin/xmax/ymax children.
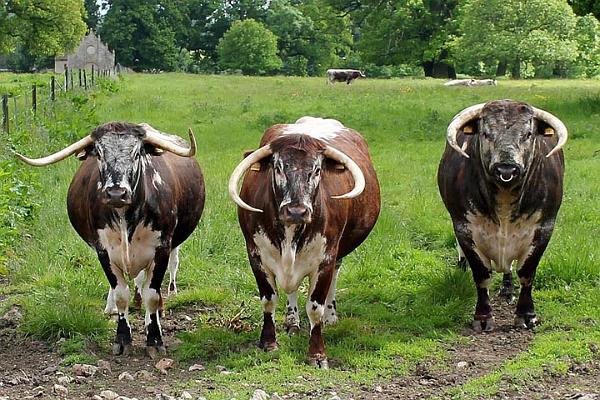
<box><xmin>104</xmin><ymin>186</ymin><xmax>132</xmax><ymax>207</ymax></box>
<box><xmin>281</xmin><ymin>205</ymin><xmax>311</xmax><ymax>225</ymax></box>
<box><xmin>492</xmin><ymin>163</ymin><xmax>522</xmax><ymax>186</ymax></box>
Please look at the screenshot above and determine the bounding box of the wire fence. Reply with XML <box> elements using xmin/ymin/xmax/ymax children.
<box><xmin>1</xmin><ymin>66</ymin><xmax>116</xmax><ymax>135</ymax></box>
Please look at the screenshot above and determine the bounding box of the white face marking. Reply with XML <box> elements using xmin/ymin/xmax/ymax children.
<box><xmin>466</xmin><ymin>192</ymin><xmax>541</xmax><ymax>273</ymax></box>
<box><xmin>97</xmin><ymin>219</ymin><xmax>162</xmax><ymax>279</ymax></box>
<box><xmin>252</xmin><ymin>230</ymin><xmax>327</xmax><ymax>294</ymax></box>
<box><xmin>281</xmin><ymin>117</ymin><xmax>345</xmax><ymax>142</ymax></box>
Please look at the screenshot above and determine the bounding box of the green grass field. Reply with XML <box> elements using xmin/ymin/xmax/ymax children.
<box><xmin>4</xmin><ymin>74</ymin><xmax>600</xmax><ymax>399</ymax></box>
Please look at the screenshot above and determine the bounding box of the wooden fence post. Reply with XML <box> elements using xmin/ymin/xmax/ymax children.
<box><xmin>83</xmin><ymin>70</ymin><xmax>87</xmax><ymax>90</ymax></box>
<box><xmin>91</xmin><ymin>65</ymin><xmax>95</xmax><ymax>86</ymax></box>
<box><xmin>32</xmin><ymin>84</ymin><xmax>37</xmax><ymax>115</ymax></box>
<box><xmin>64</xmin><ymin>65</ymin><xmax>69</xmax><ymax>91</ymax></box>
<box><xmin>51</xmin><ymin>76</ymin><xmax>56</xmax><ymax>101</ymax></box>
<box><xmin>70</xmin><ymin>69</ymin><xmax>74</xmax><ymax>90</ymax></box>
<box><xmin>79</xmin><ymin>69</ymin><xmax>82</xmax><ymax>87</ymax></box>
<box><xmin>2</xmin><ymin>95</ymin><xmax>9</xmax><ymax>134</ymax></box>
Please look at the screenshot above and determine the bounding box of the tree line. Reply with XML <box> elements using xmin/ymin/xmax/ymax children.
<box><xmin>1</xmin><ymin>0</ymin><xmax>600</xmax><ymax>79</ymax></box>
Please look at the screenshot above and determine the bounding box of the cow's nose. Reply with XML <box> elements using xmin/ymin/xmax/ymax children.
<box><xmin>105</xmin><ymin>187</ymin><xmax>131</xmax><ymax>206</ymax></box>
<box><xmin>282</xmin><ymin>205</ymin><xmax>310</xmax><ymax>224</ymax></box>
<box><xmin>493</xmin><ymin>163</ymin><xmax>521</xmax><ymax>183</ymax></box>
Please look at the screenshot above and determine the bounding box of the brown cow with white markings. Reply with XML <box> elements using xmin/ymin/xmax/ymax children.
<box><xmin>438</xmin><ymin>100</ymin><xmax>567</xmax><ymax>332</ymax></box>
<box><xmin>17</xmin><ymin>122</ymin><xmax>205</xmax><ymax>357</ymax></box>
<box><xmin>229</xmin><ymin>117</ymin><xmax>380</xmax><ymax>368</ymax></box>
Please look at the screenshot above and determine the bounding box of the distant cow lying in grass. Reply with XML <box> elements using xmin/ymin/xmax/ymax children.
<box><xmin>17</xmin><ymin>122</ymin><xmax>205</xmax><ymax>358</ymax></box>
<box><xmin>444</xmin><ymin>79</ymin><xmax>497</xmax><ymax>87</ymax></box>
<box><xmin>326</xmin><ymin>69</ymin><xmax>366</xmax><ymax>84</ymax></box>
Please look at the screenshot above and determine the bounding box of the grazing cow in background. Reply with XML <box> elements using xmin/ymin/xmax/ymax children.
<box><xmin>229</xmin><ymin>117</ymin><xmax>380</xmax><ymax>368</ymax></box>
<box><xmin>470</xmin><ymin>79</ymin><xmax>498</xmax><ymax>86</ymax></box>
<box><xmin>438</xmin><ymin>100</ymin><xmax>567</xmax><ymax>332</ymax></box>
<box><xmin>326</xmin><ymin>69</ymin><xmax>366</xmax><ymax>84</ymax></box>
<box><xmin>17</xmin><ymin>122</ymin><xmax>205</xmax><ymax>358</ymax></box>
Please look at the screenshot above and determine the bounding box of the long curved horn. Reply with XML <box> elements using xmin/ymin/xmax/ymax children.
<box><xmin>532</xmin><ymin>107</ymin><xmax>568</xmax><ymax>158</ymax></box>
<box><xmin>140</xmin><ymin>124</ymin><xmax>196</xmax><ymax>157</ymax></box>
<box><xmin>228</xmin><ymin>145</ymin><xmax>273</xmax><ymax>213</ymax></box>
<box><xmin>15</xmin><ymin>135</ymin><xmax>94</xmax><ymax>166</ymax></box>
<box><xmin>323</xmin><ymin>146</ymin><xmax>365</xmax><ymax>199</ymax></box>
<box><xmin>446</xmin><ymin>103</ymin><xmax>485</xmax><ymax>158</ymax></box>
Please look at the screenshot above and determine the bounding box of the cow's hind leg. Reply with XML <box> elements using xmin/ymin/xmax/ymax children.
<box><xmin>457</xmin><ymin>240</ymin><xmax>468</xmax><ymax>270</ymax></box>
<box><xmin>167</xmin><ymin>246</ymin><xmax>179</xmax><ymax>296</ymax></box>
<box><xmin>284</xmin><ymin>291</ymin><xmax>300</xmax><ymax>335</ymax></box>
<box><xmin>307</xmin><ymin>261</ymin><xmax>335</xmax><ymax>369</ymax></box>
<box><xmin>249</xmin><ymin>250</ymin><xmax>278</xmax><ymax>351</ymax></box>
<box><xmin>498</xmin><ymin>267</ymin><xmax>516</xmax><ymax>305</ymax></box>
<box><xmin>323</xmin><ymin>259</ymin><xmax>342</xmax><ymax>326</ymax></box>
<box><xmin>144</xmin><ymin>247</ymin><xmax>170</xmax><ymax>358</ymax></box>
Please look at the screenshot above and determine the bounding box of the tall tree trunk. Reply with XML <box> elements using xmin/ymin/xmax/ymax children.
<box><xmin>511</xmin><ymin>58</ymin><xmax>521</xmax><ymax>79</ymax></box>
<box><xmin>496</xmin><ymin>61</ymin><xmax>507</xmax><ymax>77</ymax></box>
<box><xmin>422</xmin><ymin>60</ymin><xmax>456</xmax><ymax>78</ymax></box>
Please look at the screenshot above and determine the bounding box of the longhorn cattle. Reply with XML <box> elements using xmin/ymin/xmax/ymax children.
<box><xmin>326</xmin><ymin>69</ymin><xmax>366</xmax><ymax>85</ymax></box>
<box><xmin>17</xmin><ymin>122</ymin><xmax>205</xmax><ymax>357</ymax></box>
<box><xmin>229</xmin><ymin>117</ymin><xmax>380</xmax><ymax>368</ymax></box>
<box><xmin>437</xmin><ymin>100</ymin><xmax>567</xmax><ymax>331</ymax></box>
<box><xmin>444</xmin><ymin>79</ymin><xmax>497</xmax><ymax>87</ymax></box>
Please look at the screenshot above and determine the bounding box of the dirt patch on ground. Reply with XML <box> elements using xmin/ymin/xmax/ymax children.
<box><xmin>1</xmin><ymin>296</ymin><xmax>598</xmax><ymax>400</ymax></box>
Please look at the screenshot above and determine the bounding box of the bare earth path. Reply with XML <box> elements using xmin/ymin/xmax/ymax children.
<box><xmin>1</xmin><ymin>295</ymin><xmax>599</xmax><ymax>400</ymax></box>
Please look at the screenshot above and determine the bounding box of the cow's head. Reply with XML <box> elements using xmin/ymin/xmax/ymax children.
<box><xmin>446</xmin><ymin>100</ymin><xmax>567</xmax><ymax>189</ymax></box>
<box><xmin>229</xmin><ymin>134</ymin><xmax>365</xmax><ymax>226</ymax></box>
<box><xmin>16</xmin><ymin>122</ymin><xmax>196</xmax><ymax>207</ymax></box>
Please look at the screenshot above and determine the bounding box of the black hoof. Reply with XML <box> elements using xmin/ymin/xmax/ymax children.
<box><xmin>259</xmin><ymin>340</ymin><xmax>279</xmax><ymax>352</ymax></box>
<box><xmin>146</xmin><ymin>345</ymin><xmax>167</xmax><ymax>359</ymax></box>
<box><xmin>112</xmin><ymin>342</ymin><xmax>132</xmax><ymax>356</ymax></box>
<box><xmin>285</xmin><ymin>324</ymin><xmax>301</xmax><ymax>335</ymax></box>
<box><xmin>514</xmin><ymin>314</ymin><xmax>537</xmax><ymax>329</ymax></box>
<box><xmin>309</xmin><ymin>356</ymin><xmax>329</xmax><ymax>369</ymax></box>
<box><xmin>472</xmin><ymin>317</ymin><xmax>494</xmax><ymax>333</ymax></box>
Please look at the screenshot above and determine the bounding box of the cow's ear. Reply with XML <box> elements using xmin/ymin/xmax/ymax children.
<box><xmin>461</xmin><ymin>122</ymin><xmax>478</xmax><ymax>135</ymax></box>
<box><xmin>75</xmin><ymin>145</ymin><xmax>95</xmax><ymax>161</ymax></box>
<box><xmin>144</xmin><ymin>143</ymin><xmax>164</xmax><ymax>155</ymax></box>
<box><xmin>536</xmin><ymin>120</ymin><xmax>555</xmax><ymax>137</ymax></box>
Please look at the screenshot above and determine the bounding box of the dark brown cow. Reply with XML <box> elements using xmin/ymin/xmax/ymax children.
<box><xmin>17</xmin><ymin>122</ymin><xmax>205</xmax><ymax>357</ymax></box>
<box><xmin>228</xmin><ymin>117</ymin><xmax>380</xmax><ymax>368</ymax></box>
<box><xmin>326</xmin><ymin>69</ymin><xmax>366</xmax><ymax>84</ymax></box>
<box><xmin>437</xmin><ymin>100</ymin><xmax>567</xmax><ymax>332</ymax></box>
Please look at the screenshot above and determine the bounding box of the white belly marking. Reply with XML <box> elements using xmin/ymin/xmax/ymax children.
<box><xmin>98</xmin><ymin>219</ymin><xmax>162</xmax><ymax>279</ymax></box>
<box><xmin>467</xmin><ymin>198</ymin><xmax>541</xmax><ymax>273</ymax></box>
<box><xmin>253</xmin><ymin>228</ymin><xmax>327</xmax><ymax>294</ymax></box>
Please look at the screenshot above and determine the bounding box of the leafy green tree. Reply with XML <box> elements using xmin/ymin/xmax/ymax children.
<box><xmin>571</xmin><ymin>14</ymin><xmax>600</xmax><ymax>77</ymax></box>
<box><xmin>569</xmin><ymin>0</ymin><xmax>600</xmax><ymax>19</ymax></box>
<box><xmin>266</xmin><ymin>0</ymin><xmax>314</xmax><ymax>75</ymax></box>
<box><xmin>0</xmin><ymin>0</ymin><xmax>87</xmax><ymax>56</ymax></box>
<box><xmin>217</xmin><ymin>19</ymin><xmax>282</xmax><ymax>74</ymax></box>
<box><xmin>84</xmin><ymin>0</ymin><xmax>102</xmax><ymax>31</ymax></box>
<box><xmin>454</xmin><ymin>0</ymin><xmax>578</xmax><ymax>78</ymax></box>
<box><xmin>99</xmin><ymin>0</ymin><xmax>179</xmax><ymax>71</ymax></box>
<box><xmin>328</xmin><ymin>0</ymin><xmax>458</xmax><ymax>78</ymax></box>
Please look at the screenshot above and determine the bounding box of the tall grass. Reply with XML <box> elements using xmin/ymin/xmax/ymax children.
<box><xmin>6</xmin><ymin>74</ymin><xmax>600</xmax><ymax>398</ymax></box>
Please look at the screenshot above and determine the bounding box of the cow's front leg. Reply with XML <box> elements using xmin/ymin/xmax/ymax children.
<box><xmin>97</xmin><ymin>249</ymin><xmax>133</xmax><ymax>355</ymax></box>
<box><xmin>167</xmin><ymin>246</ymin><xmax>180</xmax><ymax>296</ymax></box>
<box><xmin>307</xmin><ymin>260</ymin><xmax>335</xmax><ymax>369</ymax></box>
<box><xmin>283</xmin><ymin>291</ymin><xmax>300</xmax><ymax>335</ymax></box>
<box><xmin>459</xmin><ymin>239</ymin><xmax>494</xmax><ymax>332</ymax></box>
<box><xmin>249</xmin><ymin>250</ymin><xmax>278</xmax><ymax>351</ymax></box>
<box><xmin>323</xmin><ymin>259</ymin><xmax>342</xmax><ymax>326</ymax></box>
<box><xmin>144</xmin><ymin>246</ymin><xmax>170</xmax><ymax>358</ymax></box>
<box><xmin>515</xmin><ymin>231</ymin><xmax>551</xmax><ymax>329</ymax></box>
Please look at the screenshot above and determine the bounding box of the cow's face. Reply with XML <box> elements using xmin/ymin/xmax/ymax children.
<box><xmin>94</xmin><ymin>130</ymin><xmax>145</xmax><ymax>207</ymax></box>
<box><xmin>270</xmin><ymin>137</ymin><xmax>325</xmax><ymax>225</ymax></box>
<box><xmin>477</xmin><ymin>101</ymin><xmax>537</xmax><ymax>188</ymax></box>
